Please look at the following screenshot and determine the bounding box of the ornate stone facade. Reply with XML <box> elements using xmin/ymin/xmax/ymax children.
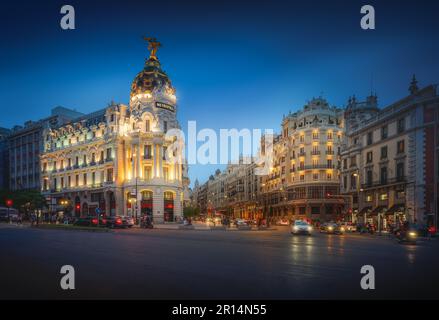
<box><xmin>40</xmin><ymin>43</ymin><xmax>189</xmax><ymax>223</ymax></box>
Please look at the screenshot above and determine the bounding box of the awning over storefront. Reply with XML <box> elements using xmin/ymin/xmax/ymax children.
<box><xmin>385</xmin><ymin>204</ymin><xmax>405</xmax><ymax>215</ymax></box>
<box><xmin>358</xmin><ymin>206</ymin><xmax>372</xmax><ymax>215</ymax></box>
<box><xmin>370</xmin><ymin>205</ymin><xmax>387</xmax><ymax>216</ymax></box>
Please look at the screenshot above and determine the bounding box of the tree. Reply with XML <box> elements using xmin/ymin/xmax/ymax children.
<box><xmin>183</xmin><ymin>206</ymin><xmax>200</xmax><ymax>218</ymax></box>
<box><xmin>0</xmin><ymin>189</ymin><xmax>47</xmax><ymax>215</ymax></box>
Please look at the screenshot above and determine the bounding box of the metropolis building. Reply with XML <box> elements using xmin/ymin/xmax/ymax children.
<box><xmin>40</xmin><ymin>39</ymin><xmax>190</xmax><ymax>222</ymax></box>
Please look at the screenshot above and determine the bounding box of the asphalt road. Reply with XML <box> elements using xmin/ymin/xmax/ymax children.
<box><xmin>1</xmin><ymin>224</ymin><xmax>438</xmax><ymax>300</ymax></box>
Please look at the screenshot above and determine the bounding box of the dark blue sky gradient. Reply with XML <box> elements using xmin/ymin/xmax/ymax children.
<box><xmin>1</xmin><ymin>0</ymin><xmax>438</xmax><ymax>186</ymax></box>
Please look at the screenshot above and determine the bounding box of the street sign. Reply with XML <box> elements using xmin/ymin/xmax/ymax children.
<box><xmin>95</xmin><ymin>207</ymin><xmax>101</xmax><ymax>215</ymax></box>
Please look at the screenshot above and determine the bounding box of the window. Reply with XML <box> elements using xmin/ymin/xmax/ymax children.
<box><xmin>312</xmin><ymin>131</ymin><xmax>319</xmax><ymax>139</ymax></box>
<box><xmin>299</xmin><ymin>147</ymin><xmax>305</xmax><ymax>155</ymax></box>
<box><xmin>299</xmin><ymin>161</ymin><xmax>305</xmax><ymax>170</ymax></box>
<box><xmin>397</xmin><ymin>140</ymin><xmax>405</xmax><ymax>154</ymax></box>
<box><xmin>312</xmin><ymin>158</ymin><xmax>318</xmax><ymax>168</ymax></box>
<box><xmin>381</xmin><ymin>146</ymin><xmax>388</xmax><ymax>159</ymax></box>
<box><xmin>68</xmin><ymin>176</ymin><xmax>71</xmax><ymax>187</ymax></box>
<box><xmin>367</xmin><ymin>131</ymin><xmax>373</xmax><ymax>145</ymax></box>
<box><xmin>145</xmin><ymin>119</ymin><xmax>150</xmax><ymax>132</ymax></box>
<box><xmin>91</xmin><ymin>153</ymin><xmax>96</xmax><ymax>163</ymax></box>
<box><xmin>350</xmin><ymin>174</ymin><xmax>356</xmax><ymax>190</ymax></box>
<box><xmin>144</xmin><ymin>145</ymin><xmax>152</xmax><ymax>159</ymax></box>
<box><xmin>343</xmin><ymin>159</ymin><xmax>347</xmax><ymax>169</ymax></box>
<box><xmin>350</xmin><ymin>156</ymin><xmax>356</xmax><ymax>167</ymax></box>
<box><xmin>106</xmin><ymin>148</ymin><xmax>112</xmax><ymax>160</ymax></box>
<box><xmin>144</xmin><ymin>166</ymin><xmax>152</xmax><ymax>180</ymax></box>
<box><xmin>366</xmin><ymin>194</ymin><xmax>373</xmax><ymax>202</ymax></box>
<box><xmin>381</xmin><ymin>126</ymin><xmax>388</xmax><ymax>139</ymax></box>
<box><xmin>67</xmin><ymin>158</ymin><xmax>71</xmax><ymax>168</ymax></box>
<box><xmin>92</xmin><ymin>172</ymin><xmax>96</xmax><ymax>185</ymax></box>
<box><xmin>366</xmin><ymin>151</ymin><xmax>373</xmax><ymax>163</ymax></box>
<box><xmin>380</xmin><ymin>167</ymin><xmax>388</xmax><ymax>185</ymax></box>
<box><xmin>380</xmin><ymin>193</ymin><xmax>388</xmax><ymax>201</ymax></box>
<box><xmin>60</xmin><ymin>160</ymin><xmax>64</xmax><ymax>170</ymax></box>
<box><xmin>83</xmin><ymin>173</ymin><xmax>87</xmax><ymax>185</ymax></box>
<box><xmin>366</xmin><ymin>170</ymin><xmax>373</xmax><ymax>186</ymax></box>
<box><xmin>61</xmin><ymin>177</ymin><xmax>64</xmax><ymax>189</ymax></box>
<box><xmin>300</xmin><ymin>174</ymin><xmax>305</xmax><ymax>181</ymax></box>
<box><xmin>396</xmin><ymin>162</ymin><xmax>405</xmax><ymax>181</ymax></box>
<box><xmin>107</xmin><ymin>168</ymin><xmax>113</xmax><ymax>182</ymax></box>
<box><xmin>163</xmin><ymin>121</ymin><xmax>168</xmax><ymax>133</ymax></box>
<box><xmin>397</xmin><ymin>118</ymin><xmax>405</xmax><ymax>133</ymax></box>
<box><xmin>343</xmin><ymin>176</ymin><xmax>347</xmax><ymax>189</ymax></box>
<box><xmin>100</xmin><ymin>151</ymin><xmax>104</xmax><ymax>162</ymax></box>
<box><xmin>327</xmin><ymin>145</ymin><xmax>333</xmax><ymax>154</ymax></box>
<box><xmin>327</xmin><ymin>131</ymin><xmax>333</xmax><ymax>140</ymax></box>
<box><xmin>75</xmin><ymin>175</ymin><xmax>79</xmax><ymax>187</ymax></box>
<box><xmin>83</xmin><ymin>155</ymin><xmax>87</xmax><ymax>166</ymax></box>
<box><xmin>327</xmin><ymin>172</ymin><xmax>332</xmax><ymax>180</ymax></box>
<box><xmin>162</xmin><ymin>146</ymin><xmax>167</xmax><ymax>160</ymax></box>
<box><xmin>163</xmin><ymin>167</ymin><xmax>169</xmax><ymax>181</ymax></box>
<box><xmin>300</xmin><ymin>135</ymin><xmax>304</xmax><ymax>143</ymax></box>
<box><xmin>327</xmin><ymin>159</ymin><xmax>333</xmax><ymax>168</ymax></box>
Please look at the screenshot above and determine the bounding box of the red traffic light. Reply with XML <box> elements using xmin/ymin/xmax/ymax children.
<box><xmin>75</xmin><ymin>204</ymin><xmax>81</xmax><ymax>210</ymax></box>
<box><xmin>326</xmin><ymin>193</ymin><xmax>331</xmax><ymax>198</ymax></box>
<box><xmin>5</xmin><ymin>199</ymin><xmax>13</xmax><ymax>207</ymax></box>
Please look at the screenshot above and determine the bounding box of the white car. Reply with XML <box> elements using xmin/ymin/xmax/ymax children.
<box><xmin>234</xmin><ymin>219</ymin><xmax>248</xmax><ymax>226</ymax></box>
<box><xmin>291</xmin><ymin>220</ymin><xmax>313</xmax><ymax>235</ymax></box>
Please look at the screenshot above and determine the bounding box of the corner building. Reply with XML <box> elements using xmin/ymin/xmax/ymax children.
<box><xmin>261</xmin><ymin>98</ymin><xmax>345</xmax><ymax>221</ymax></box>
<box><xmin>41</xmin><ymin>44</ymin><xmax>189</xmax><ymax>223</ymax></box>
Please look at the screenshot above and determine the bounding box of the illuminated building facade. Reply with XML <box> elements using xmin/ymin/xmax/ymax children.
<box><xmin>40</xmin><ymin>40</ymin><xmax>189</xmax><ymax>222</ymax></box>
<box><xmin>341</xmin><ymin>77</ymin><xmax>439</xmax><ymax>229</ymax></box>
<box><xmin>261</xmin><ymin>98</ymin><xmax>345</xmax><ymax>221</ymax></box>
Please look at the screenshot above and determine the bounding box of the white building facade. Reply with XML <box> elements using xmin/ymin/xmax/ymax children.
<box><xmin>40</xmin><ymin>40</ymin><xmax>189</xmax><ymax>223</ymax></box>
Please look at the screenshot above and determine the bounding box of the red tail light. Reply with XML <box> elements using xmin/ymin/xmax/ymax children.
<box><xmin>116</xmin><ymin>219</ymin><xmax>122</xmax><ymax>224</ymax></box>
<box><xmin>92</xmin><ymin>218</ymin><xmax>98</xmax><ymax>224</ymax></box>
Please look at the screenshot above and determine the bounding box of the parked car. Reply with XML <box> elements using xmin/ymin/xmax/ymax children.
<box><xmin>291</xmin><ymin>220</ymin><xmax>313</xmax><ymax>235</ymax></box>
<box><xmin>277</xmin><ymin>218</ymin><xmax>290</xmax><ymax>226</ymax></box>
<box><xmin>106</xmin><ymin>216</ymin><xmax>134</xmax><ymax>228</ymax></box>
<box><xmin>74</xmin><ymin>216</ymin><xmax>107</xmax><ymax>227</ymax></box>
<box><xmin>234</xmin><ymin>219</ymin><xmax>248</xmax><ymax>227</ymax></box>
<box><xmin>339</xmin><ymin>222</ymin><xmax>356</xmax><ymax>232</ymax></box>
<box><xmin>0</xmin><ymin>207</ymin><xmax>19</xmax><ymax>222</ymax></box>
<box><xmin>320</xmin><ymin>222</ymin><xmax>345</xmax><ymax>234</ymax></box>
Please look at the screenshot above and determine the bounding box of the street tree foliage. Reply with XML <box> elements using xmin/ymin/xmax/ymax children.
<box><xmin>183</xmin><ymin>206</ymin><xmax>200</xmax><ymax>218</ymax></box>
<box><xmin>0</xmin><ymin>189</ymin><xmax>47</xmax><ymax>213</ymax></box>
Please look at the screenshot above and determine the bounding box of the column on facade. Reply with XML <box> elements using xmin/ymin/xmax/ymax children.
<box><xmin>153</xmin><ymin>187</ymin><xmax>164</xmax><ymax>223</ymax></box>
<box><xmin>174</xmin><ymin>190</ymin><xmax>182</xmax><ymax>219</ymax></box>
<box><xmin>138</xmin><ymin>139</ymin><xmax>143</xmax><ymax>180</ymax></box>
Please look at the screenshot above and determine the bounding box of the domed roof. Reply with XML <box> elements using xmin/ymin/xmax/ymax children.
<box><xmin>130</xmin><ymin>57</ymin><xmax>174</xmax><ymax>98</ymax></box>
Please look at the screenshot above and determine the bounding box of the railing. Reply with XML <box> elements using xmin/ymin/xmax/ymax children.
<box><xmin>311</xmin><ymin>151</ymin><xmax>321</xmax><ymax>155</ymax></box>
<box><xmin>361</xmin><ymin>176</ymin><xmax>407</xmax><ymax>189</ymax></box>
<box><xmin>326</xmin><ymin>151</ymin><xmax>335</xmax><ymax>155</ymax></box>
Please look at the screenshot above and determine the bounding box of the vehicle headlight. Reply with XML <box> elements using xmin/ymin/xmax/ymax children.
<box><xmin>340</xmin><ymin>227</ymin><xmax>345</xmax><ymax>232</ymax></box>
<box><xmin>308</xmin><ymin>226</ymin><xmax>313</xmax><ymax>231</ymax></box>
<box><xmin>328</xmin><ymin>226</ymin><xmax>333</xmax><ymax>231</ymax></box>
<box><xmin>293</xmin><ymin>226</ymin><xmax>298</xmax><ymax>230</ymax></box>
<box><xmin>409</xmin><ymin>232</ymin><xmax>417</xmax><ymax>237</ymax></box>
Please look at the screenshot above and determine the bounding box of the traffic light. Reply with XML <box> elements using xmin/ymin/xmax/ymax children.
<box><xmin>5</xmin><ymin>199</ymin><xmax>13</xmax><ymax>207</ymax></box>
<box><xmin>326</xmin><ymin>192</ymin><xmax>332</xmax><ymax>198</ymax></box>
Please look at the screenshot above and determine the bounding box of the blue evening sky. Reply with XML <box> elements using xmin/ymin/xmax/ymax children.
<box><xmin>1</xmin><ymin>0</ymin><xmax>438</xmax><ymax>187</ymax></box>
